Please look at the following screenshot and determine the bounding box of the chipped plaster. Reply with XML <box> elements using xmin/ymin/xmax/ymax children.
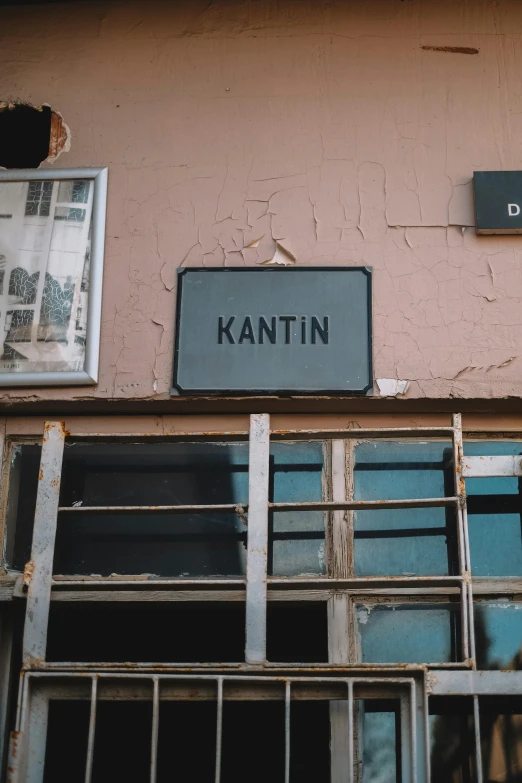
<box><xmin>1</xmin><ymin>0</ymin><xmax>522</xmax><ymax>402</ymax></box>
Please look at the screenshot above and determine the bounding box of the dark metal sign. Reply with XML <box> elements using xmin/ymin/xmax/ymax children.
<box><xmin>172</xmin><ymin>267</ymin><xmax>372</xmax><ymax>395</ymax></box>
<box><xmin>474</xmin><ymin>171</ymin><xmax>522</xmax><ymax>234</ymax></box>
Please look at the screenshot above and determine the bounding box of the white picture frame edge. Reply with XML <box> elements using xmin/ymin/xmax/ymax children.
<box><xmin>0</xmin><ymin>167</ymin><xmax>108</xmax><ymax>386</ymax></box>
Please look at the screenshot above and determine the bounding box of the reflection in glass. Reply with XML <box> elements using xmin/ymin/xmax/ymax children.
<box><xmin>429</xmin><ymin>697</ymin><xmax>475</xmax><ymax>783</ymax></box>
<box><xmin>356</xmin><ymin>603</ymin><xmax>460</xmax><ymax>663</ymax></box>
<box><xmin>353</xmin><ymin>442</ymin><xmax>456</xmax><ymax>576</ymax></box>
<box><xmin>360</xmin><ymin>700</ymin><xmax>400</xmax><ymax>783</ymax></box>
<box><xmin>464</xmin><ymin>441</ymin><xmax>522</xmax><ymax>577</ymax></box>
<box><xmin>475</xmin><ymin>601</ymin><xmax>522</xmax><ymax>671</ymax></box>
<box><xmin>0</xmin><ymin>178</ymin><xmax>93</xmax><ymax>372</ymax></box>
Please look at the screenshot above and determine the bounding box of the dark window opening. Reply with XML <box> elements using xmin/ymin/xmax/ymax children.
<box><xmin>267</xmin><ymin>602</ymin><xmax>328</xmax><ymax>662</ymax></box>
<box><xmin>4</xmin><ymin>444</ymin><xmax>41</xmax><ymax>571</ymax></box>
<box><xmin>46</xmin><ymin>602</ymin><xmax>327</xmax><ymax>664</ymax></box>
<box><xmin>43</xmin><ymin>699</ymin><xmax>331</xmax><ymax>783</ymax></box>
<box><xmin>46</xmin><ymin>603</ymin><xmax>246</xmax><ymax>663</ymax></box>
<box><xmin>429</xmin><ymin>696</ymin><xmax>475</xmax><ymax>783</ymax></box>
<box><xmin>6</xmin><ymin>440</ymin><xmax>324</xmax><ymax>579</ymax></box>
<box><xmin>0</xmin><ymin>104</ymin><xmax>52</xmax><ymax>169</ymax></box>
<box><xmin>479</xmin><ymin>697</ymin><xmax>522</xmax><ymax>783</ymax></box>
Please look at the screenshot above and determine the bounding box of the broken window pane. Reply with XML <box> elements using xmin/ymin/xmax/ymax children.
<box><xmin>56</xmin><ymin>442</ymin><xmax>249</xmax><ymax>577</ymax></box>
<box><xmin>53</xmin><ymin>440</ymin><xmax>324</xmax><ymax>578</ymax></box>
<box><xmin>353</xmin><ymin>442</ymin><xmax>457</xmax><ymax>576</ymax></box>
<box><xmin>474</xmin><ymin>601</ymin><xmax>522</xmax><ymax>670</ymax></box>
<box><xmin>429</xmin><ymin>697</ymin><xmax>475</xmax><ymax>783</ymax></box>
<box><xmin>479</xmin><ymin>697</ymin><xmax>522</xmax><ymax>783</ymax></box>
<box><xmin>464</xmin><ymin>441</ymin><xmax>522</xmax><ymax>577</ymax></box>
<box><xmin>356</xmin><ymin>603</ymin><xmax>461</xmax><ymax>664</ymax></box>
<box><xmin>4</xmin><ymin>443</ymin><xmax>41</xmax><ymax>570</ymax></box>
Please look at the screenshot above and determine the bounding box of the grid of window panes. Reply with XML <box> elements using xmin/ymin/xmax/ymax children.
<box><xmin>4</xmin><ymin>425</ymin><xmax>522</xmax><ymax>782</ymax></box>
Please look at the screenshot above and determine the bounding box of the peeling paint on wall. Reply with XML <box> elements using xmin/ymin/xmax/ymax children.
<box><xmin>376</xmin><ymin>379</ymin><xmax>410</xmax><ymax>397</ymax></box>
<box><xmin>0</xmin><ymin>0</ymin><xmax>522</xmax><ymax>401</ymax></box>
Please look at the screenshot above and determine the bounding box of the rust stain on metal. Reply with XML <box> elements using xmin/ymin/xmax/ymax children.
<box><xmin>22</xmin><ymin>559</ymin><xmax>35</xmax><ymax>591</ymax></box>
<box><xmin>421</xmin><ymin>45</ymin><xmax>479</xmax><ymax>55</ymax></box>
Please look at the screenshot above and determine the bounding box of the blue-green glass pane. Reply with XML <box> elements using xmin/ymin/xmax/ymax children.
<box><xmin>270</xmin><ymin>442</ymin><xmax>325</xmax><ymax>576</ymax></box>
<box><xmin>356</xmin><ymin>603</ymin><xmax>460</xmax><ymax>664</ymax></box>
<box><xmin>361</xmin><ymin>705</ymin><xmax>399</xmax><ymax>783</ymax></box>
<box><xmin>354</xmin><ymin>442</ymin><xmax>456</xmax><ymax>576</ymax></box>
<box><xmin>474</xmin><ymin>601</ymin><xmax>522</xmax><ymax>670</ymax></box>
<box><xmin>464</xmin><ymin>442</ymin><xmax>522</xmax><ymax>577</ymax></box>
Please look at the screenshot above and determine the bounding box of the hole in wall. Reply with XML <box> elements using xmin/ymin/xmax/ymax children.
<box><xmin>0</xmin><ymin>101</ymin><xmax>70</xmax><ymax>169</ymax></box>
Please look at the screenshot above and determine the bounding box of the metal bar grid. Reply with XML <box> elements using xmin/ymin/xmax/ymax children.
<box><xmin>9</xmin><ymin>414</ymin><xmax>522</xmax><ymax>783</ymax></box>
<box><xmin>19</xmin><ymin>415</ymin><xmax>473</xmax><ymax>670</ymax></box>
<box><xmin>11</xmin><ymin>672</ymin><xmax>422</xmax><ymax>783</ymax></box>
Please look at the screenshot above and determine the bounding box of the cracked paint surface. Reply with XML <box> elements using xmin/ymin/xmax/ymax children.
<box><xmin>1</xmin><ymin>0</ymin><xmax>522</xmax><ymax>401</ymax></box>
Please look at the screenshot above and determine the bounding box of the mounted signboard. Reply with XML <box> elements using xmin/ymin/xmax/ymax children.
<box><xmin>474</xmin><ymin>171</ymin><xmax>522</xmax><ymax>234</ymax></box>
<box><xmin>172</xmin><ymin>267</ymin><xmax>372</xmax><ymax>395</ymax></box>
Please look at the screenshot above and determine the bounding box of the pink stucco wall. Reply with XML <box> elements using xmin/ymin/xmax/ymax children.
<box><xmin>1</xmin><ymin>0</ymin><xmax>522</xmax><ymax>404</ymax></box>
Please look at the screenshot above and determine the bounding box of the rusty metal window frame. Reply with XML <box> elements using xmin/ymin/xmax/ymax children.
<box><xmin>11</xmin><ymin>671</ymin><xmax>424</xmax><ymax>783</ymax></box>
<box><xmin>16</xmin><ymin>415</ymin><xmax>472</xmax><ymax>671</ymax></box>
<box><xmin>8</xmin><ymin>414</ymin><xmax>522</xmax><ymax>782</ymax></box>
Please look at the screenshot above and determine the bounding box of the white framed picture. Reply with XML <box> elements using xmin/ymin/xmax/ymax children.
<box><xmin>0</xmin><ymin>168</ymin><xmax>107</xmax><ymax>385</ymax></box>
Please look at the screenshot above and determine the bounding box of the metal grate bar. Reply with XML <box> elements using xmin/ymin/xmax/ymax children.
<box><xmin>22</xmin><ymin>422</ymin><xmax>66</xmax><ymax>666</ymax></box>
<box><xmin>150</xmin><ymin>677</ymin><xmax>160</xmax><ymax>783</ymax></box>
<box><xmin>409</xmin><ymin>680</ymin><xmax>417</xmax><ymax>783</ymax></box>
<box><xmin>58</xmin><ymin>503</ymin><xmax>247</xmax><ymax>515</ymax></box>
<box><xmin>215</xmin><ymin>677</ymin><xmax>223</xmax><ymax>783</ymax></box>
<box><xmin>245</xmin><ymin>414</ymin><xmax>270</xmax><ymax>664</ymax></box>
<box><xmin>270</xmin><ymin>497</ymin><xmax>459</xmax><ymax>512</ymax></box>
<box><xmin>462</xmin><ymin>455</ymin><xmax>522</xmax><ymax>477</ymax></box>
<box><xmin>461</xmin><ymin>580</ymin><xmax>469</xmax><ymax>661</ymax></box>
<box><xmin>452</xmin><ymin>414</ymin><xmax>472</xmax><ymax>666</ymax></box>
<box><xmin>84</xmin><ymin>677</ymin><xmax>97</xmax><ymax>783</ymax></box>
<box><xmin>285</xmin><ymin>681</ymin><xmax>291</xmax><ymax>783</ymax></box>
<box><xmin>347</xmin><ymin>680</ymin><xmax>354</xmax><ymax>783</ymax></box>
<box><xmin>473</xmin><ymin>695</ymin><xmax>483</xmax><ymax>783</ymax></box>
<box><xmin>57</xmin><ymin>497</ymin><xmax>458</xmax><ymax>514</ymax></box>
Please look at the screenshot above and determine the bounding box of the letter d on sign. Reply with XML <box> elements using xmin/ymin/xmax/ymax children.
<box><xmin>508</xmin><ymin>203</ymin><xmax>521</xmax><ymax>217</ymax></box>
